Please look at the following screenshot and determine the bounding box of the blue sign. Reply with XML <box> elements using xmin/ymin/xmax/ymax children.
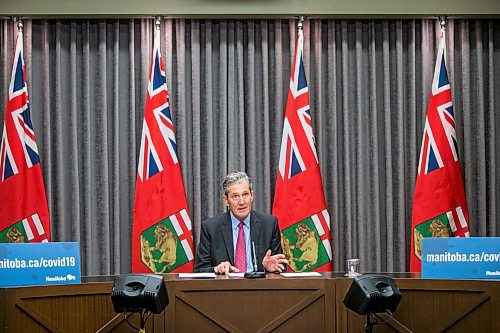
<box><xmin>422</xmin><ymin>237</ymin><xmax>500</xmax><ymax>279</ymax></box>
<box><xmin>0</xmin><ymin>242</ymin><xmax>81</xmax><ymax>287</ymax></box>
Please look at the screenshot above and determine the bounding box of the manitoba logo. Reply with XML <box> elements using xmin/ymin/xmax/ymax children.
<box><xmin>140</xmin><ymin>209</ymin><xmax>193</xmax><ymax>273</ymax></box>
<box><xmin>281</xmin><ymin>210</ymin><xmax>332</xmax><ymax>272</ymax></box>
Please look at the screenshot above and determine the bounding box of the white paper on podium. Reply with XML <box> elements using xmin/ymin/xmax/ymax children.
<box><xmin>178</xmin><ymin>272</ymin><xmax>216</xmax><ymax>278</ymax></box>
<box><xmin>228</xmin><ymin>272</ymin><xmax>245</xmax><ymax>278</ymax></box>
<box><xmin>280</xmin><ymin>272</ymin><xmax>322</xmax><ymax>277</ymax></box>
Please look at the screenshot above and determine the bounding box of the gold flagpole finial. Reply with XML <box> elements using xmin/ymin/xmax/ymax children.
<box><xmin>12</xmin><ymin>16</ymin><xmax>23</xmax><ymax>33</ymax></box>
<box><xmin>154</xmin><ymin>16</ymin><xmax>162</xmax><ymax>31</ymax></box>
<box><xmin>438</xmin><ymin>16</ymin><xmax>448</xmax><ymax>30</ymax></box>
<box><xmin>297</xmin><ymin>15</ymin><xmax>306</xmax><ymax>31</ymax></box>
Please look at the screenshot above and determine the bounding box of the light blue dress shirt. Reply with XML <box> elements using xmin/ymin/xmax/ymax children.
<box><xmin>230</xmin><ymin>212</ymin><xmax>253</xmax><ymax>272</ymax></box>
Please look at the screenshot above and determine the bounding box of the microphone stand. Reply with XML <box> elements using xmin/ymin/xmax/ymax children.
<box><xmin>244</xmin><ymin>242</ymin><xmax>266</xmax><ymax>278</ymax></box>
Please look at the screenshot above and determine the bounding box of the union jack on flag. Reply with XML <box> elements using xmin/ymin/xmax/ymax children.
<box><xmin>417</xmin><ymin>40</ymin><xmax>459</xmax><ymax>176</ymax></box>
<box><xmin>410</xmin><ymin>26</ymin><xmax>470</xmax><ymax>272</ymax></box>
<box><xmin>0</xmin><ymin>26</ymin><xmax>51</xmax><ymax>243</ymax></box>
<box><xmin>137</xmin><ymin>35</ymin><xmax>179</xmax><ymax>181</ymax></box>
<box><xmin>132</xmin><ymin>24</ymin><xmax>194</xmax><ymax>273</ymax></box>
<box><xmin>277</xmin><ymin>29</ymin><xmax>319</xmax><ymax>181</ymax></box>
<box><xmin>273</xmin><ymin>25</ymin><xmax>333</xmax><ymax>272</ymax></box>
<box><xmin>1</xmin><ymin>35</ymin><xmax>40</xmax><ymax>181</ymax></box>
<box><xmin>289</xmin><ymin>36</ymin><xmax>318</xmax><ymax>165</ymax></box>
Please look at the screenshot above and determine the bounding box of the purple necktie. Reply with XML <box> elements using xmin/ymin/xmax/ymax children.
<box><xmin>235</xmin><ymin>222</ymin><xmax>246</xmax><ymax>272</ymax></box>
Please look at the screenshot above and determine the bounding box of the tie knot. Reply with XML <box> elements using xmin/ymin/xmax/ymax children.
<box><xmin>238</xmin><ymin>221</ymin><xmax>245</xmax><ymax>229</ymax></box>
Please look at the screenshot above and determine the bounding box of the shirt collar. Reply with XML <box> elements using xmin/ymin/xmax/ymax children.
<box><xmin>229</xmin><ymin>211</ymin><xmax>251</xmax><ymax>229</ymax></box>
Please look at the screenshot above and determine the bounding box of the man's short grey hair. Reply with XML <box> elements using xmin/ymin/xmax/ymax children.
<box><xmin>222</xmin><ymin>171</ymin><xmax>253</xmax><ymax>196</ymax></box>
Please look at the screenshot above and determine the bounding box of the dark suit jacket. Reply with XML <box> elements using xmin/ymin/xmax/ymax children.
<box><xmin>194</xmin><ymin>210</ymin><xmax>283</xmax><ymax>273</ymax></box>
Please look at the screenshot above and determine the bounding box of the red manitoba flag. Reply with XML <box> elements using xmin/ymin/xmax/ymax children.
<box><xmin>272</xmin><ymin>27</ymin><xmax>333</xmax><ymax>272</ymax></box>
<box><xmin>131</xmin><ymin>25</ymin><xmax>194</xmax><ymax>273</ymax></box>
<box><xmin>410</xmin><ymin>28</ymin><xmax>470</xmax><ymax>272</ymax></box>
<box><xmin>0</xmin><ymin>28</ymin><xmax>50</xmax><ymax>244</ymax></box>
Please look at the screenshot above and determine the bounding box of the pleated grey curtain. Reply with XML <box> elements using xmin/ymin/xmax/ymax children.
<box><xmin>0</xmin><ymin>18</ymin><xmax>499</xmax><ymax>276</ymax></box>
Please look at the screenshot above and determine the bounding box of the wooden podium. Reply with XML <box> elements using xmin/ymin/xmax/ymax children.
<box><xmin>1</xmin><ymin>273</ymin><xmax>499</xmax><ymax>332</ymax></box>
<box><xmin>163</xmin><ymin>274</ymin><xmax>335</xmax><ymax>332</ymax></box>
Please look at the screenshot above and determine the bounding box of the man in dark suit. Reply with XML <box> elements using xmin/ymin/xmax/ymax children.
<box><xmin>194</xmin><ymin>171</ymin><xmax>288</xmax><ymax>274</ymax></box>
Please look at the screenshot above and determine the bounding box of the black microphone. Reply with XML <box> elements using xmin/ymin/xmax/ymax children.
<box><xmin>244</xmin><ymin>242</ymin><xmax>266</xmax><ymax>278</ymax></box>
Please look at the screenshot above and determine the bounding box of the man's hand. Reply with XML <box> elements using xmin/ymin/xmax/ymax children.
<box><xmin>262</xmin><ymin>249</ymin><xmax>288</xmax><ymax>273</ymax></box>
<box><xmin>214</xmin><ymin>261</ymin><xmax>239</xmax><ymax>275</ymax></box>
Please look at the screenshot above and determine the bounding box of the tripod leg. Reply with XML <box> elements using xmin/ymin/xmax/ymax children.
<box><xmin>364</xmin><ymin>313</ymin><xmax>374</xmax><ymax>333</ymax></box>
<box><xmin>139</xmin><ymin>310</ymin><xmax>146</xmax><ymax>332</ymax></box>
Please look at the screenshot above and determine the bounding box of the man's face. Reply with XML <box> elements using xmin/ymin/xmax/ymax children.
<box><xmin>223</xmin><ymin>181</ymin><xmax>254</xmax><ymax>221</ymax></box>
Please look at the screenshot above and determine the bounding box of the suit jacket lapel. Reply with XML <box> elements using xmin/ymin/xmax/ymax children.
<box><xmin>250</xmin><ymin>211</ymin><xmax>261</xmax><ymax>257</ymax></box>
<box><xmin>220</xmin><ymin>212</ymin><xmax>234</xmax><ymax>264</ymax></box>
